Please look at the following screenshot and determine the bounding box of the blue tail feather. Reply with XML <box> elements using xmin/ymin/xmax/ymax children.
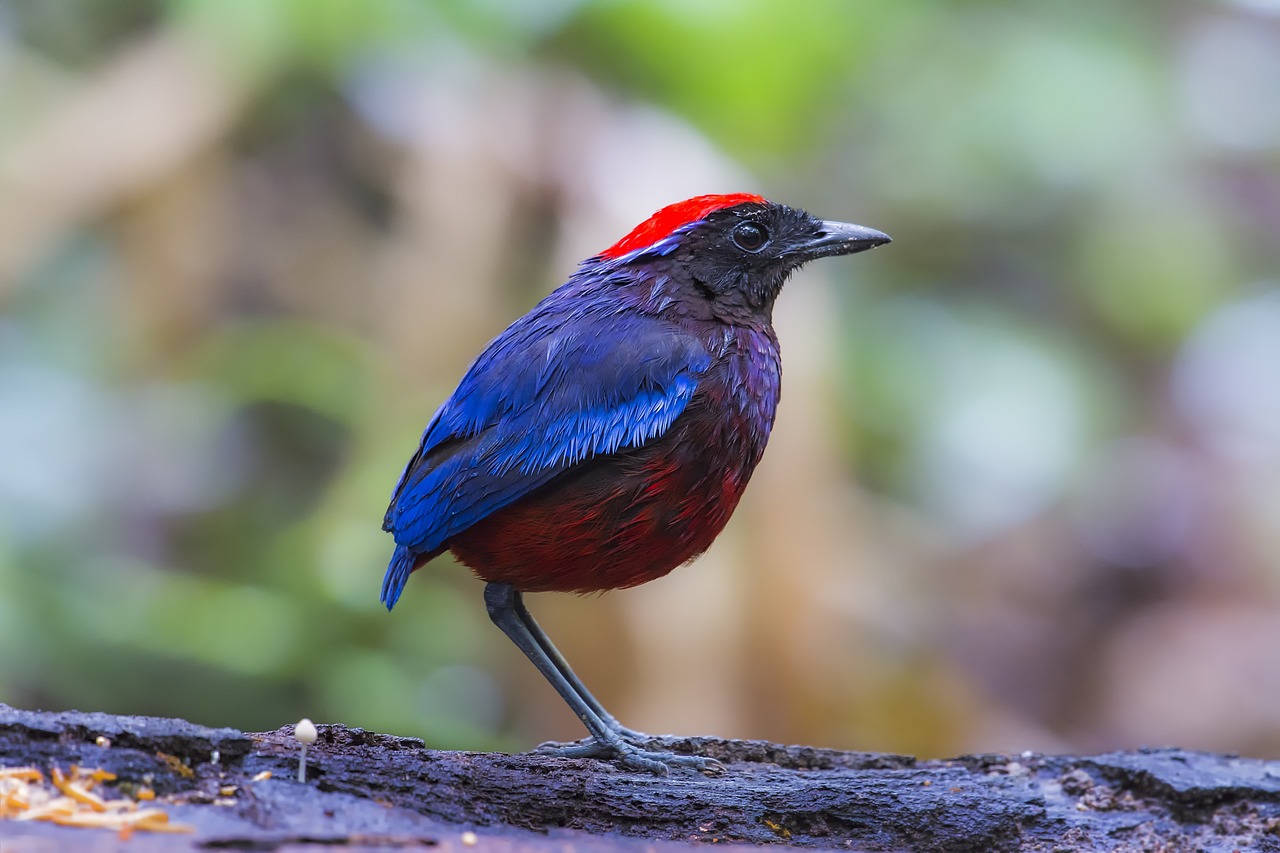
<box><xmin>381</xmin><ymin>545</ymin><xmax>416</xmax><ymax>611</ymax></box>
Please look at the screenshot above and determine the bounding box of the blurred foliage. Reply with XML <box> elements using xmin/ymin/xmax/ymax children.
<box><xmin>1</xmin><ymin>0</ymin><xmax>1279</xmax><ymax>759</ymax></box>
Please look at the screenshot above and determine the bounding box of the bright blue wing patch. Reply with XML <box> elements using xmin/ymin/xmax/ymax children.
<box><xmin>381</xmin><ymin>300</ymin><xmax>711</xmax><ymax>609</ymax></box>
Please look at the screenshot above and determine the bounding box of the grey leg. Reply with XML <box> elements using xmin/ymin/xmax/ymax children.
<box><xmin>483</xmin><ymin>582</ymin><xmax>721</xmax><ymax>775</ymax></box>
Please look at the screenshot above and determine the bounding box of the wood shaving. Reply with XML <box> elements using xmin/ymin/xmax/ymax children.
<box><xmin>0</xmin><ymin>763</ymin><xmax>194</xmax><ymax>838</ymax></box>
<box><xmin>155</xmin><ymin>752</ymin><xmax>195</xmax><ymax>779</ymax></box>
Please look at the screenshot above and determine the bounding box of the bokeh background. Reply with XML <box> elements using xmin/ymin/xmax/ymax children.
<box><xmin>2</xmin><ymin>0</ymin><xmax>1279</xmax><ymax>760</ymax></box>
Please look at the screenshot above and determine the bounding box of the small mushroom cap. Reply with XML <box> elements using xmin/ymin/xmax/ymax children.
<box><xmin>295</xmin><ymin>718</ymin><xmax>318</xmax><ymax>745</ymax></box>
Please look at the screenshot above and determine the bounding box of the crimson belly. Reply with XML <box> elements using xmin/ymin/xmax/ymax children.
<box><xmin>447</xmin><ymin>427</ymin><xmax>754</xmax><ymax>594</ymax></box>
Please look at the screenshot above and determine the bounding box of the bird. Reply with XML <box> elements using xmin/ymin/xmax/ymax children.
<box><xmin>381</xmin><ymin>193</ymin><xmax>890</xmax><ymax>774</ymax></box>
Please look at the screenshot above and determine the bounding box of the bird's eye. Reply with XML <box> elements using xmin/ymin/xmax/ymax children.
<box><xmin>731</xmin><ymin>222</ymin><xmax>769</xmax><ymax>253</ymax></box>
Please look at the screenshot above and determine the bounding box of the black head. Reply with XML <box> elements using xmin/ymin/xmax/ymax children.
<box><xmin>679</xmin><ymin>201</ymin><xmax>890</xmax><ymax>313</ymax></box>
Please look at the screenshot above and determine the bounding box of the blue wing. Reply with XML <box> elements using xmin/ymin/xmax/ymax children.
<box><xmin>381</xmin><ymin>304</ymin><xmax>712</xmax><ymax>609</ymax></box>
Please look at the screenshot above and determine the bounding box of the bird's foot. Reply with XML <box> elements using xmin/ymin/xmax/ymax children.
<box><xmin>534</xmin><ymin>736</ymin><xmax>724</xmax><ymax>776</ymax></box>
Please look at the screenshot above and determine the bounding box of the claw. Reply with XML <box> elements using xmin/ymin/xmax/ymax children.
<box><xmin>694</xmin><ymin>756</ymin><xmax>726</xmax><ymax>775</ymax></box>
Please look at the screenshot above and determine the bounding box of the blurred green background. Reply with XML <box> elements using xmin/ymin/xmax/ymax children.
<box><xmin>2</xmin><ymin>0</ymin><xmax>1279</xmax><ymax>759</ymax></box>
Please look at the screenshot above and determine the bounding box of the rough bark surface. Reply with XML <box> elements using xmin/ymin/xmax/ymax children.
<box><xmin>2</xmin><ymin>703</ymin><xmax>1279</xmax><ymax>852</ymax></box>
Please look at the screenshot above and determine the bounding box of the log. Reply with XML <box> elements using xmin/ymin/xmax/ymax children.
<box><xmin>1</xmin><ymin>703</ymin><xmax>1278</xmax><ymax>852</ymax></box>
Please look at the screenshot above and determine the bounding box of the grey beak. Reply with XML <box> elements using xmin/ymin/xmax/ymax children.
<box><xmin>797</xmin><ymin>220</ymin><xmax>892</xmax><ymax>261</ymax></box>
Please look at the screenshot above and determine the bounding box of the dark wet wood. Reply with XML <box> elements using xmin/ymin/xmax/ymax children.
<box><xmin>2</xmin><ymin>703</ymin><xmax>1279</xmax><ymax>851</ymax></box>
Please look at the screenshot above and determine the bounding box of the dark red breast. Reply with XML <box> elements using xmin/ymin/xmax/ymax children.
<box><xmin>447</xmin><ymin>355</ymin><xmax>777</xmax><ymax>594</ymax></box>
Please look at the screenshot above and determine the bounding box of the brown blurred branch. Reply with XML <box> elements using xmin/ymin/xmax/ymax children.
<box><xmin>0</xmin><ymin>32</ymin><xmax>247</xmax><ymax>286</ymax></box>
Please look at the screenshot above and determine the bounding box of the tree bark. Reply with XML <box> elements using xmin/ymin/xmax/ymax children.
<box><xmin>1</xmin><ymin>703</ymin><xmax>1278</xmax><ymax>852</ymax></box>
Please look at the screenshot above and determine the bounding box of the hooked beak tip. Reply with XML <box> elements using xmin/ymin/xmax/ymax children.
<box><xmin>798</xmin><ymin>220</ymin><xmax>892</xmax><ymax>260</ymax></box>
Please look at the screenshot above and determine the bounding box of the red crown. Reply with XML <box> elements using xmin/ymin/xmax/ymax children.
<box><xmin>600</xmin><ymin>193</ymin><xmax>766</xmax><ymax>259</ymax></box>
